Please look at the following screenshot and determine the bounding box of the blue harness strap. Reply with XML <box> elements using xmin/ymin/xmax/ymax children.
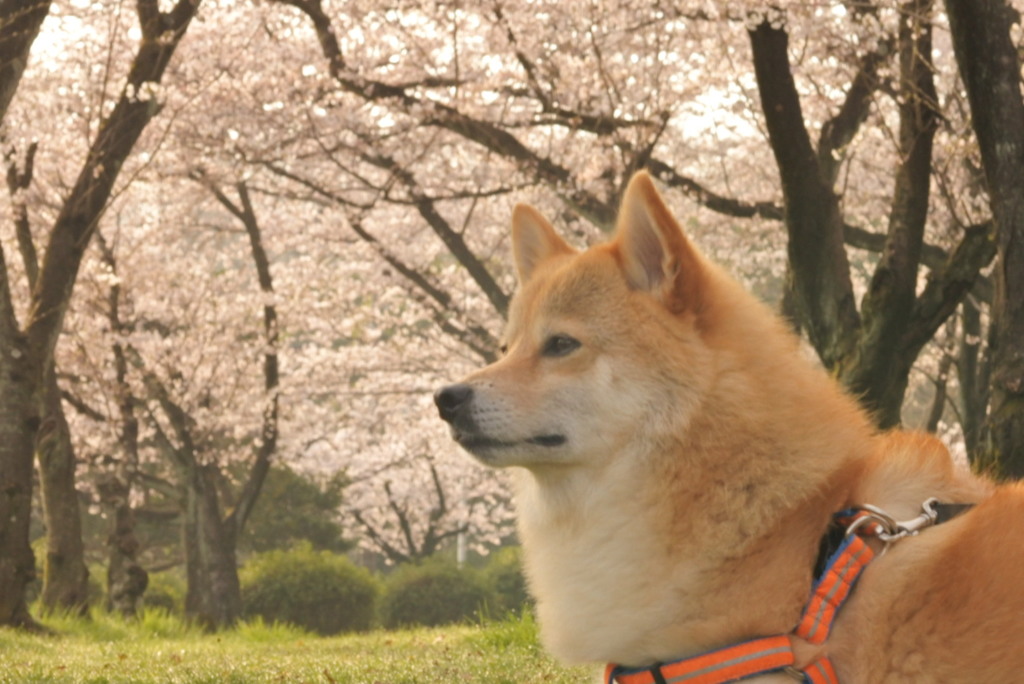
<box><xmin>801</xmin><ymin>656</ymin><xmax>839</xmax><ymax>684</ymax></box>
<box><xmin>793</xmin><ymin>533</ymin><xmax>874</xmax><ymax>644</ymax></box>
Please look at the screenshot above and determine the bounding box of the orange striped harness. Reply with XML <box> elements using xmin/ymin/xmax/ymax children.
<box><xmin>604</xmin><ymin>499</ymin><xmax>972</xmax><ymax>684</ymax></box>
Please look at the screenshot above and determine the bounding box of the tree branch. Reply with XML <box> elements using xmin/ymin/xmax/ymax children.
<box><xmin>257</xmin><ymin>161</ymin><xmax>501</xmax><ymax>360</ymax></box>
<box><xmin>0</xmin><ymin>0</ymin><xmax>53</xmax><ymax>124</ymax></box>
<box><xmin>383</xmin><ymin>480</ymin><xmax>420</xmax><ymax>560</ymax></box>
<box><xmin>58</xmin><ymin>389</ymin><xmax>106</xmax><ymax>423</ymax></box>
<box><xmin>647</xmin><ymin>159</ymin><xmax>784</xmax><ymax>221</ymax></box>
<box><xmin>272</xmin><ymin>0</ymin><xmax>615</xmax><ymax>226</ymax></box>
<box><xmin>352</xmin><ymin>509</ymin><xmax>410</xmax><ymax>565</ymax></box>
<box><xmin>25</xmin><ymin>0</ymin><xmax>200</xmax><ymax>371</ymax></box>
<box><xmin>191</xmin><ymin>175</ymin><xmax>278</xmax><ymax>534</ymax></box>
<box><xmin>419</xmin><ymin>462</ymin><xmax>467</xmax><ymax>557</ymax></box>
<box><xmin>748</xmin><ymin>17</ymin><xmax>861</xmax><ymax>369</ymax></box>
<box><xmin>493</xmin><ymin>3</ymin><xmax>660</xmax><ymax>137</ymax></box>
<box><xmin>908</xmin><ymin>220</ymin><xmax>997</xmax><ymax>353</ymax></box>
<box><xmin>352</xmin><ymin>146</ymin><xmax>511</xmax><ymax>318</ymax></box>
<box><xmin>843</xmin><ymin>0</ymin><xmax>939</xmax><ymax>425</ymax></box>
<box><xmin>130</xmin><ymin>348</ymin><xmax>198</xmax><ymax>473</ymax></box>
<box><xmin>4</xmin><ymin>141</ymin><xmax>38</xmax><ymax>289</ymax></box>
<box><xmin>817</xmin><ymin>36</ymin><xmax>893</xmax><ymax>186</ymax></box>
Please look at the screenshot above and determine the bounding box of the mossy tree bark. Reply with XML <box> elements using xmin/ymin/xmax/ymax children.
<box><xmin>0</xmin><ymin>323</ymin><xmax>39</xmax><ymax>629</ymax></box>
<box><xmin>36</xmin><ymin>367</ymin><xmax>90</xmax><ymax>615</ymax></box>
<box><xmin>945</xmin><ymin>0</ymin><xmax>1024</xmax><ymax>477</ymax></box>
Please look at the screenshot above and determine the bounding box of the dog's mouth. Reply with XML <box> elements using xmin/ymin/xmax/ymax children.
<box><xmin>526</xmin><ymin>434</ymin><xmax>567</xmax><ymax>447</ymax></box>
<box><xmin>453</xmin><ymin>431</ymin><xmax>566</xmax><ymax>452</ymax></box>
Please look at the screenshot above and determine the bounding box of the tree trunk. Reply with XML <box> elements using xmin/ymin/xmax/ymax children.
<box><xmin>101</xmin><ymin>475</ymin><xmax>147</xmax><ymax>617</ymax></box>
<box><xmin>958</xmin><ymin>297</ymin><xmax>990</xmax><ymax>464</ymax></box>
<box><xmin>925</xmin><ymin>346</ymin><xmax>954</xmax><ymax>433</ymax></box>
<box><xmin>143</xmin><ymin>369</ymin><xmax>246</xmax><ymax>630</ymax></box>
<box><xmin>8</xmin><ymin>133</ymin><xmax>90</xmax><ymax>618</ymax></box>
<box><xmin>747</xmin><ymin>20</ymin><xmax>861</xmax><ymax>372</ymax></box>
<box><xmin>183</xmin><ymin>465</ymin><xmax>241</xmax><ymax>629</ymax></box>
<box><xmin>841</xmin><ymin>0</ymin><xmax>937</xmax><ymax>427</ymax></box>
<box><xmin>24</xmin><ymin>0</ymin><xmax>201</xmax><ymax>369</ymax></box>
<box><xmin>0</xmin><ymin>329</ymin><xmax>40</xmax><ymax>629</ymax></box>
<box><xmin>0</xmin><ymin>143</ymin><xmax>40</xmax><ymax>631</ymax></box>
<box><xmin>36</xmin><ymin>367</ymin><xmax>89</xmax><ymax>615</ymax></box>
<box><xmin>945</xmin><ymin>0</ymin><xmax>1024</xmax><ymax>478</ymax></box>
<box><xmin>98</xmin><ymin>234</ymin><xmax>148</xmax><ymax>617</ymax></box>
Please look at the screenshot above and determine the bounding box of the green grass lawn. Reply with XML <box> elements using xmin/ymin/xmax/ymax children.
<box><xmin>0</xmin><ymin>610</ymin><xmax>593</xmax><ymax>683</ymax></box>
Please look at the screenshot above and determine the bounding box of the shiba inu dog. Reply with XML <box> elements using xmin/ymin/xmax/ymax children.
<box><xmin>434</xmin><ymin>172</ymin><xmax>1024</xmax><ymax>681</ymax></box>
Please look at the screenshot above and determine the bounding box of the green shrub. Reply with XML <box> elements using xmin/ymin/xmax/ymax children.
<box><xmin>241</xmin><ymin>543</ymin><xmax>379</xmax><ymax>635</ymax></box>
<box><xmin>379</xmin><ymin>559</ymin><xmax>495</xmax><ymax>629</ymax></box>
<box><xmin>144</xmin><ymin>570</ymin><xmax>186</xmax><ymax>614</ymax></box>
<box><xmin>85</xmin><ymin>564</ymin><xmax>106</xmax><ymax>607</ymax></box>
<box><xmin>482</xmin><ymin>546</ymin><xmax>532</xmax><ymax>615</ymax></box>
<box><xmin>240</xmin><ymin>466</ymin><xmax>351</xmax><ymax>554</ymax></box>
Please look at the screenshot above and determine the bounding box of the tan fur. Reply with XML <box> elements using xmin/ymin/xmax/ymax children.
<box><xmin>435</xmin><ymin>172</ymin><xmax>1024</xmax><ymax>681</ymax></box>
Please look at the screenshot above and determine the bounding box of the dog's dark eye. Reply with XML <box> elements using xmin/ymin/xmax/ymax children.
<box><xmin>499</xmin><ymin>343</ymin><xmax>509</xmax><ymax>356</ymax></box>
<box><xmin>542</xmin><ymin>334</ymin><xmax>581</xmax><ymax>357</ymax></box>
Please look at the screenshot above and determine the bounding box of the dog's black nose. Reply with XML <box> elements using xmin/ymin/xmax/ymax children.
<box><xmin>434</xmin><ymin>383</ymin><xmax>473</xmax><ymax>423</ymax></box>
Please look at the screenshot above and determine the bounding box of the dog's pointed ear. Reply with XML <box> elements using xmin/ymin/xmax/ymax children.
<box><xmin>512</xmin><ymin>203</ymin><xmax>575</xmax><ymax>283</ymax></box>
<box><xmin>614</xmin><ymin>172</ymin><xmax>704</xmax><ymax>313</ymax></box>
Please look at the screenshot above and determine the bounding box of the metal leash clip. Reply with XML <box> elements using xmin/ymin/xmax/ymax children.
<box><xmin>845</xmin><ymin>497</ymin><xmax>941</xmax><ymax>554</ymax></box>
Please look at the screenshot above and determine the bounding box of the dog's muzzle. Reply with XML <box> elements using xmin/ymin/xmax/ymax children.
<box><xmin>433</xmin><ymin>383</ymin><xmax>567</xmax><ymax>452</ymax></box>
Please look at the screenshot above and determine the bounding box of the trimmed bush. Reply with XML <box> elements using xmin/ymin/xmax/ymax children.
<box><xmin>379</xmin><ymin>559</ymin><xmax>495</xmax><ymax>629</ymax></box>
<box><xmin>241</xmin><ymin>543</ymin><xmax>379</xmax><ymax>635</ymax></box>
<box><xmin>482</xmin><ymin>546</ymin><xmax>532</xmax><ymax>615</ymax></box>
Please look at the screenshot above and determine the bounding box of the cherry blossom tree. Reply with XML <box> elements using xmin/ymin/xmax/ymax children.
<box><xmin>59</xmin><ymin>171</ymin><xmax>283</xmax><ymax>627</ymax></box>
<box><xmin>176</xmin><ymin>0</ymin><xmax>1011</xmax><ymax>558</ymax></box>
<box><xmin>154</xmin><ymin>1</ymin><xmax>521</xmax><ymax>564</ymax></box>
<box><xmin>4</xmin><ymin>0</ymin><xmax>1024</xmax><ymax>631</ymax></box>
<box><xmin>0</xmin><ymin>0</ymin><xmax>199</xmax><ymax>627</ymax></box>
<box><xmin>269</xmin><ymin>0</ymin><xmax>998</xmax><ymax>431</ymax></box>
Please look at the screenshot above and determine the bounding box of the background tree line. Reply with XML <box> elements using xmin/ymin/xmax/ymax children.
<box><xmin>1</xmin><ymin>0</ymin><xmax>1022</xmax><ymax>630</ymax></box>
